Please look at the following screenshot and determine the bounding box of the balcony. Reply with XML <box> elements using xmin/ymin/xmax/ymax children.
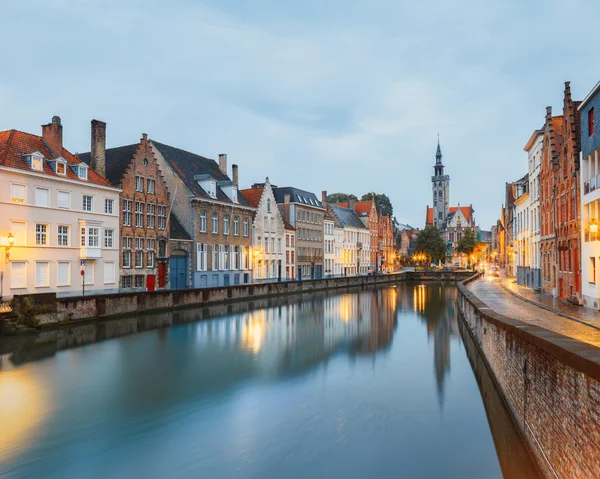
<box><xmin>80</xmin><ymin>247</ymin><xmax>102</xmax><ymax>259</ymax></box>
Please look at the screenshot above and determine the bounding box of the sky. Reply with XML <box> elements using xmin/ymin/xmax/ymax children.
<box><xmin>2</xmin><ymin>0</ymin><xmax>600</xmax><ymax>229</ymax></box>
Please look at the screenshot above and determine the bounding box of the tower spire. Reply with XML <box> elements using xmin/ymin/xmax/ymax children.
<box><xmin>435</xmin><ymin>134</ymin><xmax>442</xmax><ymax>163</ymax></box>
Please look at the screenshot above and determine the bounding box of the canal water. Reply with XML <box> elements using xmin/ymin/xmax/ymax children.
<box><xmin>0</xmin><ymin>283</ymin><xmax>539</xmax><ymax>479</ymax></box>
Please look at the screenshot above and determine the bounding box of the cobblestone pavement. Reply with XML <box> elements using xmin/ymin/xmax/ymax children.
<box><xmin>467</xmin><ymin>277</ymin><xmax>600</xmax><ymax>348</ymax></box>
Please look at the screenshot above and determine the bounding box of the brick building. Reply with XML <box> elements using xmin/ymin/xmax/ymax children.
<box><xmin>79</xmin><ymin>126</ymin><xmax>170</xmax><ymax>291</ymax></box>
<box><xmin>539</xmin><ymin>82</ymin><xmax>581</xmax><ymax>299</ymax></box>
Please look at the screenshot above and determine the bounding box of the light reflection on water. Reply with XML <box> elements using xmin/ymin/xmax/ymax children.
<box><xmin>0</xmin><ymin>283</ymin><xmax>539</xmax><ymax>479</ymax></box>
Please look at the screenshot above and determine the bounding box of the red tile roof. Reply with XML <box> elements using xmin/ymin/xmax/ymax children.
<box><xmin>239</xmin><ymin>187</ymin><xmax>263</xmax><ymax>208</ymax></box>
<box><xmin>332</xmin><ymin>200</ymin><xmax>374</xmax><ymax>217</ymax></box>
<box><xmin>0</xmin><ymin>129</ymin><xmax>111</xmax><ymax>187</ymax></box>
<box><xmin>426</xmin><ymin>207</ymin><xmax>433</xmax><ymax>226</ymax></box>
<box><xmin>426</xmin><ymin>206</ymin><xmax>473</xmax><ymax>226</ymax></box>
<box><xmin>284</xmin><ymin>220</ymin><xmax>295</xmax><ymax>231</ymax></box>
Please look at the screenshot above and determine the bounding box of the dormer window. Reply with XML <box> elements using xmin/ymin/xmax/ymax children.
<box><xmin>195</xmin><ymin>175</ymin><xmax>217</xmax><ymax>198</ymax></box>
<box><xmin>71</xmin><ymin>163</ymin><xmax>88</xmax><ymax>180</ymax></box>
<box><xmin>49</xmin><ymin>157</ymin><xmax>67</xmax><ymax>175</ymax></box>
<box><xmin>25</xmin><ymin>152</ymin><xmax>44</xmax><ymax>171</ymax></box>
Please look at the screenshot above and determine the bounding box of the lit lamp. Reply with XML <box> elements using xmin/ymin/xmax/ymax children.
<box><xmin>590</xmin><ymin>219</ymin><xmax>598</xmax><ymax>235</ymax></box>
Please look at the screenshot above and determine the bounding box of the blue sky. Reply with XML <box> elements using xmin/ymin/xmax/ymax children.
<box><xmin>2</xmin><ymin>0</ymin><xmax>600</xmax><ymax>229</ymax></box>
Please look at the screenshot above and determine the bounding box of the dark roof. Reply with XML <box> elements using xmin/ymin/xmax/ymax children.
<box><xmin>78</xmin><ymin>143</ymin><xmax>139</xmax><ymax>186</ymax></box>
<box><xmin>330</xmin><ymin>204</ymin><xmax>368</xmax><ymax>229</ymax></box>
<box><xmin>170</xmin><ymin>212</ymin><xmax>191</xmax><ymax>240</ymax></box>
<box><xmin>273</xmin><ymin>186</ymin><xmax>323</xmax><ymax>209</ymax></box>
<box><xmin>151</xmin><ymin>140</ymin><xmax>250</xmax><ymax>207</ymax></box>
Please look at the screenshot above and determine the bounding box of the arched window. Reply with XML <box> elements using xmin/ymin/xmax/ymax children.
<box><xmin>267</xmin><ymin>198</ymin><xmax>271</xmax><ymax>213</ymax></box>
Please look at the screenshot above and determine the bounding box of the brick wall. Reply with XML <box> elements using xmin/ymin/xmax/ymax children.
<box><xmin>459</xmin><ymin>278</ymin><xmax>600</xmax><ymax>478</ymax></box>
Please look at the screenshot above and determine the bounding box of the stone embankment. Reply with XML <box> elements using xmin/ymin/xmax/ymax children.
<box><xmin>3</xmin><ymin>271</ymin><xmax>472</xmax><ymax>330</ymax></box>
<box><xmin>458</xmin><ymin>274</ymin><xmax>600</xmax><ymax>479</ymax></box>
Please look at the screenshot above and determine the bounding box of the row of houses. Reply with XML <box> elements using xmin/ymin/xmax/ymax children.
<box><xmin>0</xmin><ymin>117</ymin><xmax>395</xmax><ymax>299</ymax></box>
<box><xmin>499</xmin><ymin>80</ymin><xmax>600</xmax><ymax>310</ymax></box>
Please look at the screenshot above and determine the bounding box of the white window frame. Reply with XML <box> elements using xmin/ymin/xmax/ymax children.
<box><xmin>82</xmin><ymin>195</ymin><xmax>93</xmax><ymax>212</ymax></box>
<box><xmin>77</xmin><ymin>164</ymin><xmax>88</xmax><ymax>180</ymax></box>
<box><xmin>57</xmin><ymin>261</ymin><xmax>71</xmax><ymax>286</ymax></box>
<box><xmin>11</xmin><ymin>183</ymin><xmax>26</xmax><ymax>204</ymax></box>
<box><xmin>200</xmin><ymin>211</ymin><xmax>207</xmax><ymax>233</ymax></box>
<box><xmin>57</xmin><ymin>225</ymin><xmax>70</xmax><ymax>247</ymax></box>
<box><xmin>57</xmin><ymin>190</ymin><xmax>71</xmax><ymax>209</ymax></box>
<box><xmin>104</xmin><ymin>229</ymin><xmax>114</xmax><ymax>248</ymax></box>
<box><xmin>243</xmin><ymin>218</ymin><xmax>249</xmax><ymax>236</ymax></box>
<box><xmin>135</xmin><ymin>176</ymin><xmax>144</xmax><ymax>192</ymax></box>
<box><xmin>212</xmin><ymin>213</ymin><xmax>218</xmax><ymax>234</ymax></box>
<box><xmin>147</xmin><ymin>178</ymin><xmax>155</xmax><ymax>194</ymax></box>
<box><xmin>10</xmin><ymin>261</ymin><xmax>27</xmax><ymax>289</ymax></box>
<box><xmin>83</xmin><ymin>261</ymin><xmax>94</xmax><ymax>285</ymax></box>
<box><xmin>234</xmin><ymin>216</ymin><xmax>239</xmax><ymax>236</ymax></box>
<box><xmin>35</xmin><ymin>223</ymin><xmax>48</xmax><ymax>246</ymax></box>
<box><xmin>35</xmin><ymin>187</ymin><xmax>50</xmax><ymax>207</ymax></box>
<box><xmin>104</xmin><ymin>198</ymin><xmax>114</xmax><ymax>215</ymax></box>
<box><xmin>35</xmin><ymin>261</ymin><xmax>50</xmax><ymax>288</ymax></box>
<box><xmin>10</xmin><ymin>221</ymin><xmax>26</xmax><ymax>246</ymax></box>
<box><xmin>104</xmin><ymin>261</ymin><xmax>116</xmax><ymax>284</ymax></box>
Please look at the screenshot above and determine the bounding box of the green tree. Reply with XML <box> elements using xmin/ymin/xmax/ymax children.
<box><xmin>414</xmin><ymin>226</ymin><xmax>446</xmax><ymax>263</ymax></box>
<box><xmin>327</xmin><ymin>193</ymin><xmax>357</xmax><ymax>203</ymax></box>
<box><xmin>456</xmin><ymin>229</ymin><xmax>478</xmax><ymax>256</ymax></box>
<box><xmin>361</xmin><ymin>193</ymin><xmax>393</xmax><ymax>217</ymax></box>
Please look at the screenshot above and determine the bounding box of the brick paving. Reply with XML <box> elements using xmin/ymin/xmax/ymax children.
<box><xmin>467</xmin><ymin>276</ymin><xmax>600</xmax><ymax>348</ymax></box>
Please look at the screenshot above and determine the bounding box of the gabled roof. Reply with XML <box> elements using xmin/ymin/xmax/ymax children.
<box><xmin>448</xmin><ymin>206</ymin><xmax>473</xmax><ymax>222</ymax></box>
<box><xmin>0</xmin><ymin>129</ymin><xmax>111</xmax><ymax>187</ymax></box>
<box><xmin>523</xmin><ymin>128</ymin><xmax>545</xmax><ymax>152</ymax></box>
<box><xmin>170</xmin><ymin>212</ymin><xmax>191</xmax><ymax>240</ymax></box>
<box><xmin>330</xmin><ymin>204</ymin><xmax>368</xmax><ymax>229</ymax></box>
<box><xmin>239</xmin><ymin>187</ymin><xmax>263</xmax><ymax>208</ymax></box>
<box><xmin>78</xmin><ymin>143</ymin><xmax>139</xmax><ymax>186</ymax></box>
<box><xmin>150</xmin><ymin>140</ymin><xmax>250</xmax><ymax>207</ymax></box>
<box><xmin>273</xmin><ymin>186</ymin><xmax>323</xmax><ymax>208</ymax></box>
<box><xmin>333</xmin><ymin>200</ymin><xmax>374</xmax><ymax>218</ymax></box>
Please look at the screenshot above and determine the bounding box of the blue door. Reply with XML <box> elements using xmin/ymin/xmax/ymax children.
<box><xmin>169</xmin><ymin>253</ymin><xmax>188</xmax><ymax>289</ymax></box>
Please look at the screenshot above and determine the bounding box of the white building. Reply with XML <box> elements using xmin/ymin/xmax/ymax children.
<box><xmin>0</xmin><ymin>117</ymin><xmax>121</xmax><ymax>299</ymax></box>
<box><xmin>284</xmin><ymin>223</ymin><xmax>296</xmax><ymax>280</ymax></box>
<box><xmin>324</xmin><ymin>214</ymin><xmax>335</xmax><ymax>277</ymax></box>
<box><xmin>240</xmin><ymin>178</ymin><xmax>286</xmax><ymax>282</ymax></box>
<box><xmin>328</xmin><ymin>204</ymin><xmax>370</xmax><ymax>276</ymax></box>
<box><xmin>513</xmin><ymin>174</ymin><xmax>531</xmax><ymax>286</ymax></box>
<box><xmin>525</xmin><ymin>128</ymin><xmax>544</xmax><ymax>290</ymax></box>
<box><xmin>333</xmin><ymin>225</ymin><xmax>344</xmax><ymax>277</ymax></box>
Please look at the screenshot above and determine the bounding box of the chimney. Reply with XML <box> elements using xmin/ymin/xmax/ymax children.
<box><xmin>564</xmin><ymin>81</ymin><xmax>571</xmax><ymax>103</ymax></box>
<box><xmin>232</xmin><ymin>164</ymin><xmax>238</xmax><ymax>186</ymax></box>
<box><xmin>349</xmin><ymin>197</ymin><xmax>356</xmax><ymax>211</ymax></box>
<box><xmin>90</xmin><ymin>119</ymin><xmax>107</xmax><ymax>179</ymax></box>
<box><xmin>283</xmin><ymin>193</ymin><xmax>291</xmax><ymax>222</ymax></box>
<box><xmin>322</xmin><ymin>190</ymin><xmax>328</xmax><ymax>207</ymax></box>
<box><xmin>218</xmin><ymin>153</ymin><xmax>227</xmax><ymax>175</ymax></box>
<box><xmin>42</xmin><ymin>115</ymin><xmax>63</xmax><ymax>157</ymax></box>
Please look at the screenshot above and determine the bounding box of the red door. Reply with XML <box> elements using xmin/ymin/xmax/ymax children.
<box><xmin>147</xmin><ymin>274</ymin><xmax>156</xmax><ymax>292</ymax></box>
<box><xmin>559</xmin><ymin>278</ymin><xmax>564</xmax><ymax>299</ymax></box>
<box><xmin>158</xmin><ymin>263</ymin><xmax>166</xmax><ymax>288</ymax></box>
<box><xmin>573</xmin><ymin>248</ymin><xmax>580</xmax><ymax>293</ymax></box>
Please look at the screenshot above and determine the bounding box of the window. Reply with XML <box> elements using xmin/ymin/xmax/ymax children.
<box><xmin>10</xmin><ymin>221</ymin><xmax>26</xmax><ymax>246</ymax></box>
<box><xmin>589</xmin><ymin>108</ymin><xmax>595</xmax><ymax>136</ymax></box>
<box><xmin>264</xmin><ymin>217</ymin><xmax>268</xmax><ymax>231</ymax></box>
<box><xmin>135</xmin><ymin>237</ymin><xmax>144</xmax><ymax>250</ymax></box>
<box><xmin>35</xmin><ymin>187</ymin><xmax>49</xmax><ymax>207</ymax></box>
<box><xmin>83</xmin><ymin>261</ymin><xmax>94</xmax><ymax>285</ymax></box>
<box><xmin>104</xmin><ymin>229</ymin><xmax>114</xmax><ymax>248</ymax></box>
<box><xmin>158</xmin><ymin>205</ymin><xmax>167</xmax><ymax>230</ymax></box>
<box><xmin>58</xmin><ymin>225</ymin><xmax>69</xmax><ymax>246</ymax></box>
<box><xmin>243</xmin><ymin>218</ymin><xmax>249</xmax><ymax>236</ymax></box>
<box><xmin>134</xmin><ymin>275</ymin><xmax>144</xmax><ymax>288</ymax></box>
<box><xmin>30</xmin><ymin>154</ymin><xmax>43</xmax><ymax>171</ymax></box>
<box><xmin>147</xmin><ymin>178</ymin><xmax>155</xmax><ymax>194</ymax></box>
<box><xmin>104</xmin><ymin>261</ymin><xmax>116</xmax><ymax>284</ymax></box>
<box><xmin>57</xmin><ymin>190</ymin><xmax>70</xmax><ymax>209</ymax></box>
<box><xmin>147</xmin><ymin>251</ymin><xmax>155</xmax><ymax>268</ymax></box>
<box><xmin>200</xmin><ymin>211</ymin><xmax>207</xmax><ymax>232</ymax></box>
<box><xmin>11</xmin><ymin>183</ymin><xmax>26</xmax><ymax>204</ymax></box>
<box><xmin>56</xmin><ymin>161</ymin><xmax>66</xmax><ymax>175</ymax></box>
<box><xmin>135</xmin><ymin>250</ymin><xmax>144</xmax><ymax>268</ymax></box>
<box><xmin>105</xmin><ymin>198</ymin><xmax>114</xmax><ymax>215</ymax></box>
<box><xmin>264</xmin><ymin>237</ymin><xmax>269</xmax><ymax>253</ymax></box>
<box><xmin>83</xmin><ymin>195</ymin><xmax>93</xmax><ymax>212</ymax></box>
<box><xmin>10</xmin><ymin>261</ymin><xmax>26</xmax><ymax>289</ymax></box>
<box><xmin>57</xmin><ymin>262</ymin><xmax>70</xmax><ymax>286</ymax></box>
<box><xmin>35</xmin><ymin>261</ymin><xmax>50</xmax><ymax>288</ymax></box>
<box><xmin>212</xmin><ymin>213</ymin><xmax>219</xmax><ymax>233</ymax></box>
<box><xmin>147</xmin><ymin>203</ymin><xmax>156</xmax><ymax>229</ymax></box>
<box><xmin>197</xmin><ymin>244</ymin><xmax>208</xmax><ymax>271</ymax></box>
<box><xmin>36</xmin><ymin>224</ymin><xmax>48</xmax><ymax>245</ymax></box>
<box><xmin>81</xmin><ymin>227</ymin><xmax>99</xmax><ymax>247</ymax></box>
<box><xmin>224</xmin><ymin>215</ymin><xmax>230</xmax><ymax>235</ymax></box>
<box><xmin>147</xmin><ymin>238</ymin><xmax>155</xmax><ymax>251</ymax></box>
<box><xmin>271</xmin><ymin>238</ymin><xmax>275</xmax><ymax>253</ymax></box>
<box><xmin>123</xmin><ymin>237</ymin><xmax>132</xmax><ymax>249</ymax></box>
<box><xmin>212</xmin><ymin>244</ymin><xmax>220</xmax><ymax>270</ymax></box>
<box><xmin>135</xmin><ymin>176</ymin><xmax>144</xmax><ymax>192</ymax></box>
<box><xmin>77</xmin><ymin>165</ymin><xmax>88</xmax><ymax>180</ymax></box>
<box><xmin>590</xmin><ymin>257</ymin><xmax>596</xmax><ymax>283</ymax></box>
<box><xmin>121</xmin><ymin>276</ymin><xmax>132</xmax><ymax>288</ymax></box>
<box><xmin>234</xmin><ymin>216</ymin><xmax>239</xmax><ymax>236</ymax></box>
<box><xmin>135</xmin><ymin>202</ymin><xmax>144</xmax><ymax>227</ymax></box>
<box><xmin>277</xmin><ymin>238</ymin><xmax>282</xmax><ymax>253</ymax></box>
<box><xmin>123</xmin><ymin>250</ymin><xmax>131</xmax><ymax>268</ymax></box>
<box><xmin>267</xmin><ymin>198</ymin><xmax>271</xmax><ymax>213</ymax></box>
<box><xmin>123</xmin><ymin>200</ymin><xmax>132</xmax><ymax>226</ymax></box>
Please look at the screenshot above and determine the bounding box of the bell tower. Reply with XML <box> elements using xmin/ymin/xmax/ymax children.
<box><xmin>432</xmin><ymin>137</ymin><xmax>450</xmax><ymax>229</ymax></box>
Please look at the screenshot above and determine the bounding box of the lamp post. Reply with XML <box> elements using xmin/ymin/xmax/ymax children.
<box><xmin>1</xmin><ymin>233</ymin><xmax>15</xmax><ymax>299</ymax></box>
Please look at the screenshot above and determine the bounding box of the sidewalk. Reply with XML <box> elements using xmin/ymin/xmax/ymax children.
<box><xmin>466</xmin><ymin>276</ymin><xmax>600</xmax><ymax>348</ymax></box>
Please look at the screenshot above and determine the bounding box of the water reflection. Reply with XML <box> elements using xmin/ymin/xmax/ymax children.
<box><xmin>0</xmin><ymin>283</ymin><xmax>538</xmax><ymax>479</ymax></box>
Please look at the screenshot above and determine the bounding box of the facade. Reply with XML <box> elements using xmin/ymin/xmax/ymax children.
<box><xmin>501</xmin><ymin>182</ymin><xmax>517</xmax><ymax>275</ymax></box>
<box><xmin>79</xmin><ymin>127</ymin><xmax>170</xmax><ymax>291</ymax></box>
<box><xmin>524</xmin><ymin>128</ymin><xmax>544</xmax><ymax>290</ymax></box>
<box><xmin>274</xmin><ymin>187</ymin><xmax>325</xmax><ymax>280</ymax></box>
<box><xmin>425</xmin><ymin>140</ymin><xmax>478</xmax><ymax>265</ymax></box>
<box><xmin>379</xmin><ymin>215</ymin><xmax>395</xmax><ymax>272</ymax></box>
<box><xmin>514</xmin><ymin>174</ymin><xmax>531</xmax><ymax>286</ymax></box>
<box><xmin>324</xmin><ymin>214</ymin><xmax>335</xmax><ymax>277</ymax></box>
<box><xmin>0</xmin><ymin>117</ymin><xmax>120</xmax><ymax>298</ymax></box>
<box><xmin>240</xmin><ymin>178</ymin><xmax>286</xmax><ymax>282</ymax></box>
<box><xmin>327</xmin><ymin>204</ymin><xmax>370</xmax><ymax>275</ymax></box>
<box><xmin>539</xmin><ymin>83</ymin><xmax>581</xmax><ymax>299</ymax></box>
<box><xmin>150</xmin><ymin>144</ymin><xmax>254</xmax><ymax>288</ymax></box>
<box><xmin>284</xmin><ymin>222</ymin><xmax>296</xmax><ymax>280</ymax></box>
<box><xmin>579</xmin><ymin>81</ymin><xmax>600</xmax><ymax>309</ymax></box>
<box><xmin>333</xmin><ymin>225</ymin><xmax>344</xmax><ymax>276</ymax></box>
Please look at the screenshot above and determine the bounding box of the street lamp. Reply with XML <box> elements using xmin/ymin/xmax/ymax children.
<box><xmin>1</xmin><ymin>233</ymin><xmax>15</xmax><ymax>299</ymax></box>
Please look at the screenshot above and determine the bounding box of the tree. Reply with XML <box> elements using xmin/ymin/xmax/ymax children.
<box><xmin>361</xmin><ymin>193</ymin><xmax>393</xmax><ymax>217</ymax></box>
<box><xmin>456</xmin><ymin>229</ymin><xmax>478</xmax><ymax>256</ymax></box>
<box><xmin>414</xmin><ymin>226</ymin><xmax>446</xmax><ymax>263</ymax></box>
<box><xmin>327</xmin><ymin>193</ymin><xmax>357</xmax><ymax>203</ymax></box>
